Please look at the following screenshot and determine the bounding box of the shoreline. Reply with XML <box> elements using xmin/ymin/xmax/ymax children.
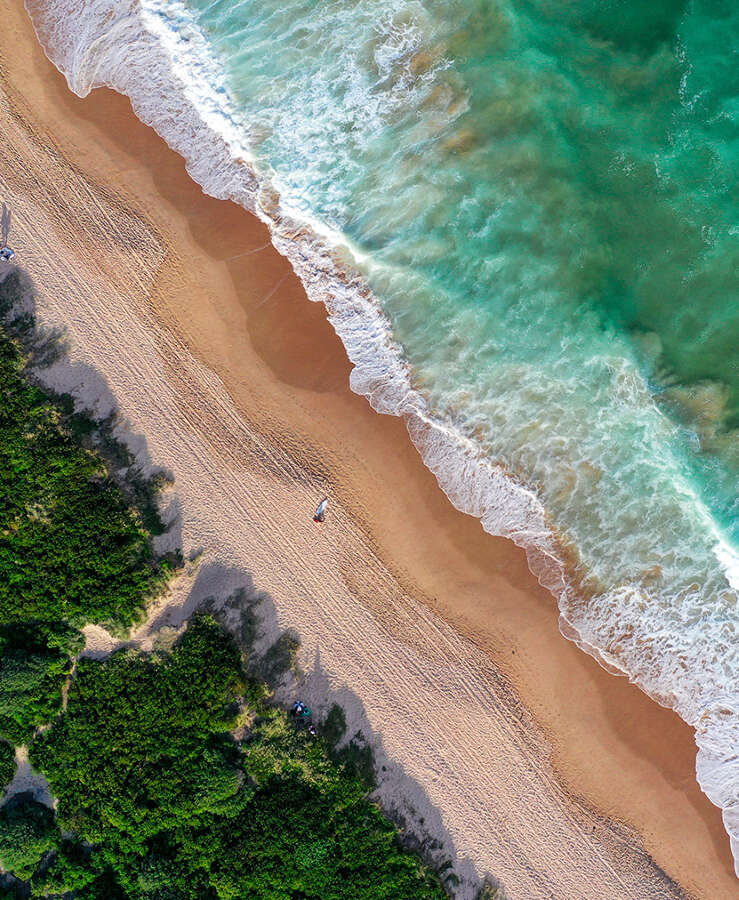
<box><xmin>3</xmin><ymin>2</ymin><xmax>737</xmax><ymax>896</ymax></box>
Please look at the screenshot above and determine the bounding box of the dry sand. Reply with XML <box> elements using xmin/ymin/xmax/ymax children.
<box><xmin>2</xmin><ymin>2</ymin><xmax>737</xmax><ymax>897</ymax></box>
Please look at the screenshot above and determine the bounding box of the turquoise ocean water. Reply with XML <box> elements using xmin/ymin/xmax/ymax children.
<box><xmin>26</xmin><ymin>0</ymin><xmax>739</xmax><ymax>867</ymax></box>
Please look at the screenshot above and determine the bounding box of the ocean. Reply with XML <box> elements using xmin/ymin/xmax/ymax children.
<box><xmin>25</xmin><ymin>0</ymin><xmax>739</xmax><ymax>871</ymax></box>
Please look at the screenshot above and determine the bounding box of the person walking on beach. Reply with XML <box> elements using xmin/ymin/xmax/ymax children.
<box><xmin>313</xmin><ymin>497</ymin><xmax>328</xmax><ymax>523</ymax></box>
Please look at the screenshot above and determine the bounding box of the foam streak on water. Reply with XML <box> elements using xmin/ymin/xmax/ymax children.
<box><xmin>24</xmin><ymin>0</ymin><xmax>739</xmax><ymax>873</ymax></box>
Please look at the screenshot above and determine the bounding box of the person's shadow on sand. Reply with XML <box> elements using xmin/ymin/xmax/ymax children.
<box><xmin>1</xmin><ymin>203</ymin><xmax>11</xmax><ymax>246</ymax></box>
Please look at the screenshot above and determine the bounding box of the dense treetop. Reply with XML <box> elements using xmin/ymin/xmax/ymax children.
<box><xmin>0</xmin><ymin>742</ymin><xmax>15</xmax><ymax>793</ymax></box>
<box><xmin>0</xmin><ymin>300</ymin><xmax>169</xmax><ymax>630</ymax></box>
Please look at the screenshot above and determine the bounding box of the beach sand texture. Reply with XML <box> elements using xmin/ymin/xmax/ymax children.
<box><xmin>2</xmin><ymin>3</ymin><xmax>737</xmax><ymax>897</ymax></box>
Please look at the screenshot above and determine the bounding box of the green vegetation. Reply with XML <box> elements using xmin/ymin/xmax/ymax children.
<box><xmin>230</xmin><ymin>713</ymin><xmax>441</xmax><ymax>899</ymax></box>
<box><xmin>0</xmin><ymin>741</ymin><xmax>15</xmax><ymax>792</ymax></box>
<box><xmin>0</xmin><ymin>272</ymin><xmax>172</xmax><ymax>749</ymax></box>
<box><xmin>0</xmin><ymin>623</ymin><xmax>83</xmax><ymax>746</ymax></box>
<box><xmin>0</xmin><ymin>274</ymin><xmax>170</xmax><ymax>632</ymax></box>
<box><xmin>30</xmin><ymin>616</ymin><xmax>245</xmax><ymax>854</ymax></box>
<box><xmin>0</xmin><ymin>647</ymin><xmax>70</xmax><ymax>745</ymax></box>
<box><xmin>28</xmin><ymin>615</ymin><xmax>447</xmax><ymax>899</ymax></box>
<box><xmin>0</xmin><ymin>794</ymin><xmax>58</xmax><ymax>880</ymax></box>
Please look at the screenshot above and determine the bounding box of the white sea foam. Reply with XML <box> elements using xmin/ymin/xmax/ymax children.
<box><xmin>24</xmin><ymin>0</ymin><xmax>739</xmax><ymax>874</ymax></box>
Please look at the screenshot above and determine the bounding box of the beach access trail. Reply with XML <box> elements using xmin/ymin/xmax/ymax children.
<box><xmin>2</xmin><ymin>2</ymin><xmax>737</xmax><ymax>897</ymax></box>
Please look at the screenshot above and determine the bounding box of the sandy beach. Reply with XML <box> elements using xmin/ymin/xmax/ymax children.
<box><xmin>2</xmin><ymin>2</ymin><xmax>737</xmax><ymax>896</ymax></box>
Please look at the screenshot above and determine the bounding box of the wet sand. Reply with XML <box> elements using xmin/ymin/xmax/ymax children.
<box><xmin>3</xmin><ymin>2</ymin><xmax>737</xmax><ymax>896</ymax></box>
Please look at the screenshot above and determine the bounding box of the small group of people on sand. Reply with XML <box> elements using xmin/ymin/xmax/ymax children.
<box><xmin>291</xmin><ymin>700</ymin><xmax>317</xmax><ymax>737</ymax></box>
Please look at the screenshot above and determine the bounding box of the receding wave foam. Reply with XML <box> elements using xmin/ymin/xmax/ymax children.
<box><xmin>24</xmin><ymin>0</ymin><xmax>739</xmax><ymax>873</ymax></box>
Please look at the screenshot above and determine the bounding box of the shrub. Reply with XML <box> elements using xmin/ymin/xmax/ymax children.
<box><xmin>0</xmin><ymin>313</ymin><xmax>169</xmax><ymax>632</ymax></box>
<box><xmin>0</xmin><ymin>794</ymin><xmax>58</xmax><ymax>880</ymax></box>
<box><xmin>0</xmin><ymin>648</ymin><xmax>70</xmax><ymax>745</ymax></box>
<box><xmin>0</xmin><ymin>741</ymin><xmax>15</xmax><ymax>791</ymax></box>
<box><xmin>29</xmin><ymin>615</ymin><xmax>244</xmax><ymax>849</ymax></box>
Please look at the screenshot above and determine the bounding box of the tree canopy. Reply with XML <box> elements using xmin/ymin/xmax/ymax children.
<box><xmin>0</xmin><ymin>741</ymin><xmax>15</xmax><ymax>792</ymax></box>
<box><xmin>0</xmin><ymin>321</ymin><xmax>168</xmax><ymax>631</ymax></box>
<box><xmin>0</xmin><ymin>794</ymin><xmax>58</xmax><ymax>880</ymax></box>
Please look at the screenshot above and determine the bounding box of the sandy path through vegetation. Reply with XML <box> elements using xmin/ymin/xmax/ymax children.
<box><xmin>1</xmin><ymin>3</ymin><xmax>737</xmax><ymax>897</ymax></box>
